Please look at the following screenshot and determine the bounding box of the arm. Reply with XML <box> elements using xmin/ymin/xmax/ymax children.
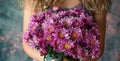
<box><xmin>94</xmin><ymin>11</ymin><xmax>107</xmax><ymax>60</ymax></box>
<box><xmin>22</xmin><ymin>0</ymin><xmax>44</xmax><ymax>61</ymax></box>
<box><xmin>94</xmin><ymin>11</ymin><xmax>107</xmax><ymax>57</ymax></box>
<box><xmin>85</xmin><ymin>10</ymin><xmax>107</xmax><ymax>61</ymax></box>
<box><xmin>91</xmin><ymin>11</ymin><xmax>107</xmax><ymax>61</ymax></box>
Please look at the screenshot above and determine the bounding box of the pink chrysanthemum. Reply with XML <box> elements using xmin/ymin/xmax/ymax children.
<box><xmin>24</xmin><ymin>6</ymin><xmax>100</xmax><ymax>60</ymax></box>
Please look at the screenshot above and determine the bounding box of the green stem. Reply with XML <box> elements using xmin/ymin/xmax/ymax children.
<box><xmin>80</xmin><ymin>59</ymin><xmax>82</xmax><ymax>61</ymax></box>
<box><xmin>44</xmin><ymin>55</ymin><xmax>46</xmax><ymax>61</ymax></box>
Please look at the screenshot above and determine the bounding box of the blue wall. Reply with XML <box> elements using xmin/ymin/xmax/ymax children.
<box><xmin>0</xmin><ymin>0</ymin><xmax>120</xmax><ymax>61</ymax></box>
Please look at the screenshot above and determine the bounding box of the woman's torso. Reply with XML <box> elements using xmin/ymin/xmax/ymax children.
<box><xmin>22</xmin><ymin>0</ymin><xmax>97</xmax><ymax>61</ymax></box>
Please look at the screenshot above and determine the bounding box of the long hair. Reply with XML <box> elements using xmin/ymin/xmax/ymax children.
<box><xmin>81</xmin><ymin>0</ymin><xmax>111</xmax><ymax>12</ymax></box>
<box><xmin>20</xmin><ymin>0</ymin><xmax>111</xmax><ymax>13</ymax></box>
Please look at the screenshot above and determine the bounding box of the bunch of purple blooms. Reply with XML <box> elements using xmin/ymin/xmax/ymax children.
<box><xmin>24</xmin><ymin>6</ymin><xmax>100</xmax><ymax>60</ymax></box>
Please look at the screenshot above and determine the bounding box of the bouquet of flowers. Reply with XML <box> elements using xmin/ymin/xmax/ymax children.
<box><xmin>24</xmin><ymin>6</ymin><xmax>100</xmax><ymax>61</ymax></box>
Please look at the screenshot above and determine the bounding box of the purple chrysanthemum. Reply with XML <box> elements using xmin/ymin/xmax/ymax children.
<box><xmin>24</xmin><ymin>6</ymin><xmax>100</xmax><ymax>60</ymax></box>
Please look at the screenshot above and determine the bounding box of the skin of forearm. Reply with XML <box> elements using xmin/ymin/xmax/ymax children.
<box><xmin>94</xmin><ymin>11</ymin><xmax>107</xmax><ymax>60</ymax></box>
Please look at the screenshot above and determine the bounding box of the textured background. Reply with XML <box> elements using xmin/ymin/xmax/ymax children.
<box><xmin>0</xmin><ymin>0</ymin><xmax>120</xmax><ymax>61</ymax></box>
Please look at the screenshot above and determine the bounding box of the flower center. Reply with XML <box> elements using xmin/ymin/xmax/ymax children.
<box><xmin>73</xmin><ymin>21</ymin><xmax>79</xmax><ymax>26</ymax></box>
<box><xmin>64</xmin><ymin>21</ymin><xmax>69</xmax><ymax>26</ymax></box>
<box><xmin>90</xmin><ymin>40</ymin><xmax>95</xmax><ymax>45</ymax></box>
<box><xmin>64</xmin><ymin>43</ymin><xmax>70</xmax><ymax>49</ymax></box>
<box><xmin>71</xmin><ymin>32</ymin><xmax>77</xmax><ymax>38</ymax></box>
<box><xmin>59</xmin><ymin>32</ymin><xmax>64</xmax><ymax>38</ymax></box>
<box><xmin>32</xmin><ymin>26</ymin><xmax>36</xmax><ymax>30</ymax></box>
<box><xmin>48</xmin><ymin>28</ymin><xmax>53</xmax><ymax>32</ymax></box>
<box><xmin>81</xmin><ymin>51</ymin><xmax>87</xmax><ymax>57</ymax></box>
<box><xmin>75</xmin><ymin>22</ymin><xmax>79</xmax><ymax>26</ymax></box>
<box><xmin>73</xmin><ymin>20</ymin><xmax>79</xmax><ymax>27</ymax></box>
<box><xmin>46</xmin><ymin>36</ymin><xmax>52</xmax><ymax>41</ymax></box>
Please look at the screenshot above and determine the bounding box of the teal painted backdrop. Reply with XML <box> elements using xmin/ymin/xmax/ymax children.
<box><xmin>0</xmin><ymin>0</ymin><xmax>120</xmax><ymax>61</ymax></box>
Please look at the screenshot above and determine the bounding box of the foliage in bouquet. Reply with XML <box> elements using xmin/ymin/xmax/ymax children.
<box><xmin>24</xmin><ymin>6</ymin><xmax>100</xmax><ymax>61</ymax></box>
